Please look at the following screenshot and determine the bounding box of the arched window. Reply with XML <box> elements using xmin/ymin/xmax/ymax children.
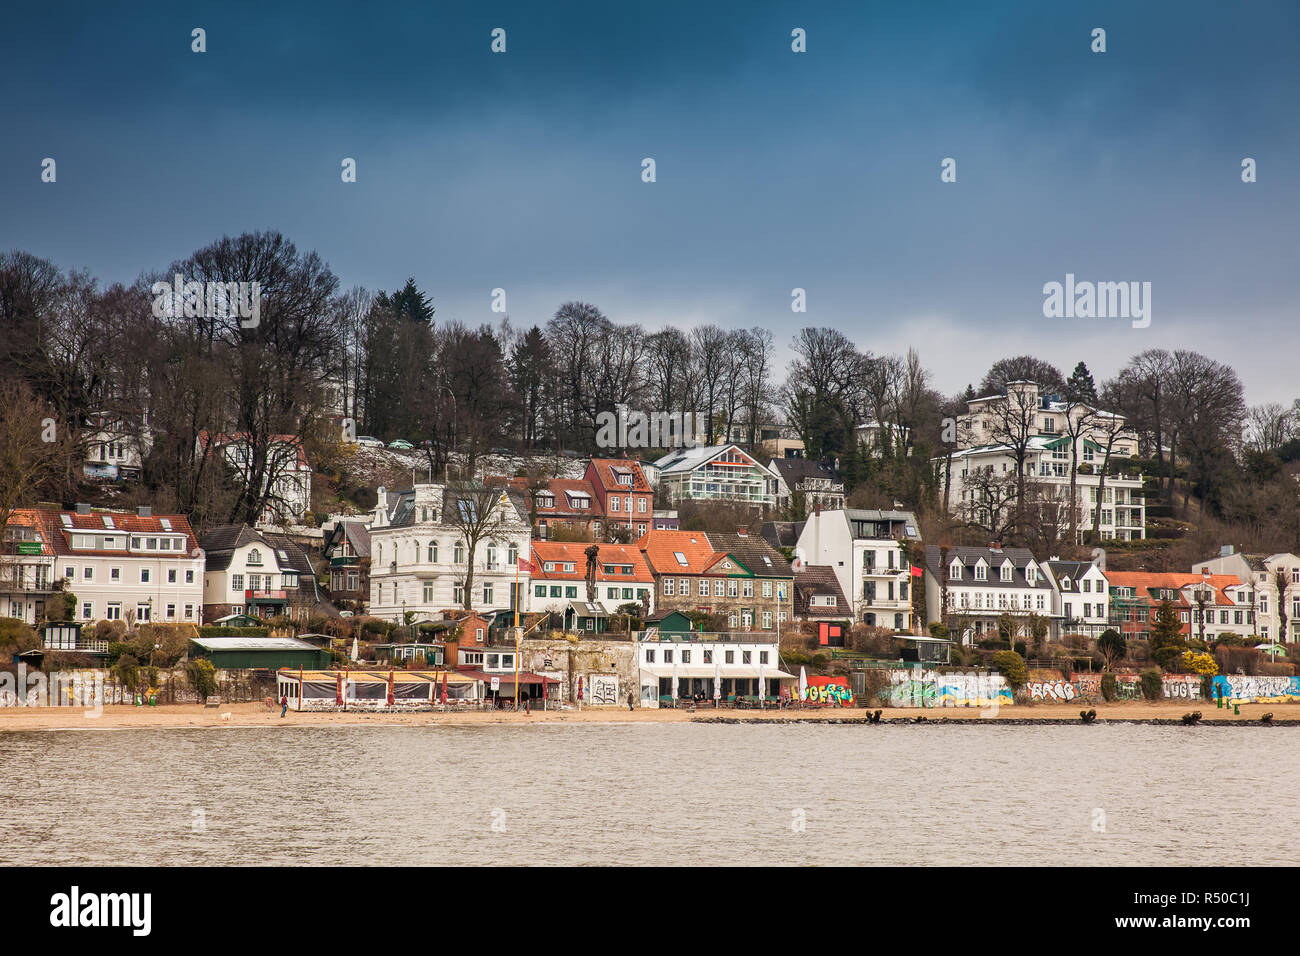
<box><xmin>427</xmin><ymin>541</ymin><xmax>438</xmax><ymax>563</ymax></box>
<box><xmin>247</xmin><ymin>548</ymin><xmax>262</xmax><ymax>566</ymax></box>
<box><xmin>454</xmin><ymin>540</ymin><xmax>465</xmax><ymax>564</ymax></box>
<box><xmin>507</xmin><ymin>543</ymin><xmax>518</xmax><ymax>566</ymax></box>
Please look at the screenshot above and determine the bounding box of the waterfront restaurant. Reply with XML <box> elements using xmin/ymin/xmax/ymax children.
<box><xmin>276</xmin><ymin>668</ymin><xmax>481</xmax><ymax>711</ymax></box>
<box><xmin>636</xmin><ymin>633</ymin><xmax>794</xmax><ymax>707</ymax></box>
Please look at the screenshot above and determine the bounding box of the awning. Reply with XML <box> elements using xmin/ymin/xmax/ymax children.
<box><xmin>639</xmin><ymin>664</ymin><xmax>794</xmax><ymax>680</ymax></box>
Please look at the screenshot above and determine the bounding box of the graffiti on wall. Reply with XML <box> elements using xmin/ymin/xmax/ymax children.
<box><xmin>936</xmin><ymin>672</ymin><xmax>1013</xmax><ymax>707</ymax></box>
<box><xmin>1027</xmin><ymin>680</ymin><xmax>1079</xmax><ymax>701</ymax></box>
<box><xmin>801</xmin><ymin>676</ymin><xmax>854</xmax><ymax>706</ymax></box>
<box><xmin>1211</xmin><ymin>675</ymin><xmax>1300</xmax><ymax>703</ymax></box>
<box><xmin>589</xmin><ymin>674</ymin><xmax>620</xmax><ymax>706</ymax></box>
<box><xmin>885</xmin><ymin>669</ymin><xmax>1012</xmax><ymax>708</ymax></box>
<box><xmin>1161</xmin><ymin>675</ymin><xmax>1201</xmax><ymax>699</ymax></box>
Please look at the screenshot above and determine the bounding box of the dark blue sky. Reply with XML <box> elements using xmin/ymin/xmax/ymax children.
<box><xmin>3</xmin><ymin>1</ymin><xmax>1297</xmax><ymax>401</ymax></box>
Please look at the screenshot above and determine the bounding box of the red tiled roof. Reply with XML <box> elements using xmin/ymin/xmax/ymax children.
<box><xmin>586</xmin><ymin>458</ymin><xmax>651</xmax><ymax>494</ymax></box>
<box><xmin>530</xmin><ymin>542</ymin><xmax>653</xmax><ymax>582</ymax></box>
<box><xmin>636</xmin><ymin>529</ymin><xmax>720</xmax><ymax>575</ymax></box>
<box><xmin>1106</xmin><ymin>571</ymin><xmax>1242</xmax><ymax>607</ymax></box>
<box><xmin>31</xmin><ymin>507</ymin><xmax>200</xmax><ymax>557</ymax></box>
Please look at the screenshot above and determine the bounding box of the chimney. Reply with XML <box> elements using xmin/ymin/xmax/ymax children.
<box><xmin>736</xmin><ymin>527</ymin><xmax>747</xmax><ymax>537</ymax></box>
<box><xmin>1220</xmin><ymin>544</ymin><xmax>1235</xmax><ymax>557</ymax></box>
<box><xmin>76</xmin><ymin>503</ymin><xmax>91</xmax><ymax>515</ymax></box>
<box><xmin>137</xmin><ymin>505</ymin><xmax>152</xmax><ymax>517</ymax></box>
<box><xmin>813</xmin><ymin>501</ymin><xmax>821</xmax><ymax>518</ymax></box>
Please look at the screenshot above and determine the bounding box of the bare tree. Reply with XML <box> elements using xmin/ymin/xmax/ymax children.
<box><xmin>444</xmin><ymin>478</ymin><xmax>514</xmax><ymax>611</ymax></box>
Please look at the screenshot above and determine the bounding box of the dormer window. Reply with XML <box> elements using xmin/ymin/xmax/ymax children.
<box><xmin>1026</xmin><ymin>566</ymin><xmax>1036</xmax><ymax>585</ymax></box>
<box><xmin>247</xmin><ymin>548</ymin><xmax>263</xmax><ymax>566</ymax></box>
<box><xmin>1061</xmin><ymin>577</ymin><xmax>1072</xmax><ymax>591</ymax></box>
<box><xmin>1000</xmin><ymin>561</ymin><xmax>1013</xmax><ymax>582</ymax></box>
<box><xmin>974</xmin><ymin>562</ymin><xmax>987</xmax><ymax>581</ymax></box>
<box><xmin>949</xmin><ymin>560</ymin><xmax>962</xmax><ymax>581</ymax></box>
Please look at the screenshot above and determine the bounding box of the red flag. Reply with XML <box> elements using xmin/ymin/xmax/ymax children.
<box><xmin>386</xmin><ymin>667</ymin><xmax>395</xmax><ymax>706</ymax></box>
<box><xmin>577</xmin><ymin>676</ymin><xmax>584</xmax><ymax>701</ymax></box>
<box><xmin>335</xmin><ymin>670</ymin><xmax>343</xmax><ymax>706</ymax></box>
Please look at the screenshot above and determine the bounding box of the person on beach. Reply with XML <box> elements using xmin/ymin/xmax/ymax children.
<box><xmin>280</xmin><ymin>694</ymin><xmax>288</xmax><ymax>718</ymax></box>
<box><xmin>627</xmin><ymin>690</ymin><xmax>635</xmax><ymax>712</ymax></box>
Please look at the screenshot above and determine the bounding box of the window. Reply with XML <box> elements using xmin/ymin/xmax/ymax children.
<box><xmin>550</xmin><ymin>586</ymin><xmax>561</xmax><ymax>598</ymax></box>
<box><xmin>678</xmin><ymin>578</ymin><xmax>689</xmax><ymax>595</ymax></box>
<box><xmin>166</xmin><ymin>604</ymin><xmax>176</xmax><ymax>619</ymax></box>
<box><xmin>140</xmin><ymin>568</ymin><xmax>150</xmax><ymax>584</ymax></box>
<box><xmin>427</xmin><ymin>542</ymin><xmax>438</xmax><ymax>563</ymax></box>
<box><xmin>535</xmin><ymin>585</ymin><xmax>546</xmax><ymax>598</ymax></box>
<box><xmin>565</xmin><ymin>586</ymin><xmax>577</xmax><ymax>599</ymax></box>
<box><xmin>703</xmin><ymin>649</ymin><xmax>712</xmax><ymax>664</ymax></box>
<box><xmin>664</xmin><ymin>579</ymin><xmax>675</xmax><ymax>596</ymax></box>
<box><xmin>727</xmin><ymin>580</ymin><xmax>738</xmax><ymax>597</ymax></box>
<box><xmin>168</xmin><ymin>569</ymin><xmax>177</xmax><ymax>584</ymax></box>
<box><xmin>454</xmin><ymin>541</ymin><xmax>465</xmax><ymax>563</ymax></box>
<box><xmin>974</xmin><ymin>564</ymin><xmax>986</xmax><ymax>581</ymax></box>
<box><xmin>83</xmin><ymin>567</ymin><xmax>93</xmax><ymax>581</ymax></box>
<box><xmin>136</xmin><ymin>603</ymin><xmax>151</xmax><ymax>621</ymax></box>
<box><xmin>713</xmin><ymin>580</ymin><xmax>725</xmax><ymax>596</ymax></box>
<box><xmin>638</xmin><ymin>497</ymin><xmax>647</xmax><ymax>513</ymax></box>
<box><xmin>247</xmin><ymin>548</ymin><xmax>263</xmax><ymax>566</ymax></box>
<box><xmin>184</xmin><ymin>604</ymin><xmax>193</xmax><ymax>619</ymax></box>
<box><xmin>725</xmin><ymin>650</ymin><xmax>735</xmax><ymax>664</ymax></box>
<box><xmin>610</xmin><ymin>497</ymin><xmax>620</xmax><ymax>512</ymax></box>
<box><xmin>762</xmin><ymin>611</ymin><xmax>772</xmax><ymax>629</ymax></box>
<box><xmin>645</xmin><ymin>648</ymin><xmax>656</xmax><ymax>663</ymax></box>
<box><xmin>81</xmin><ymin>602</ymin><xmax>92</xmax><ymax>619</ymax></box>
<box><xmin>106</xmin><ymin>603</ymin><xmax>121</xmax><ymax>620</ymax></box>
<box><xmin>663</xmin><ymin>649</ymin><xmax>673</xmax><ymax>663</ymax></box>
<box><xmin>453</xmin><ymin>584</ymin><xmax>465</xmax><ymax>605</ymax></box>
<box><xmin>682</xmin><ymin>650</ymin><xmax>691</xmax><ymax>664</ymax></box>
<box><xmin>110</xmin><ymin>567</ymin><xmax>121</xmax><ymax>582</ymax></box>
<box><xmin>425</xmin><ymin>583</ymin><xmax>435</xmax><ymax>602</ymax></box>
<box><xmin>761</xmin><ymin>581</ymin><xmax>772</xmax><ymax>598</ymax></box>
<box><xmin>699</xmin><ymin>580</ymin><xmax>709</xmax><ymax>596</ymax></box>
<box><xmin>742</xmin><ymin>581</ymin><xmax>754</xmax><ymax>597</ymax></box>
<box><xmin>508</xmin><ymin>544</ymin><xmax>518</xmax><ymax>566</ymax></box>
<box><xmin>232</xmin><ymin>574</ymin><xmax>244</xmax><ymax>590</ymax></box>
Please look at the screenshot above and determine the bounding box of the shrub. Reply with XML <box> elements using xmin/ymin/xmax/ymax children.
<box><xmin>1180</xmin><ymin>650</ymin><xmax>1217</xmax><ymax>675</ymax></box>
<box><xmin>991</xmin><ymin>650</ymin><xmax>1027</xmax><ymax>688</ymax></box>
<box><xmin>1100</xmin><ymin>672</ymin><xmax>1118</xmax><ymax>702</ymax></box>
<box><xmin>1098</xmin><ymin>629</ymin><xmax>1126</xmax><ymax>669</ymax></box>
<box><xmin>1139</xmin><ymin>668</ymin><xmax>1163</xmax><ymax>701</ymax></box>
<box><xmin>1013</xmin><ymin>640</ymin><xmax>1027</xmax><ymax>658</ymax></box>
<box><xmin>184</xmin><ymin>659</ymin><xmax>219</xmax><ymax>700</ymax></box>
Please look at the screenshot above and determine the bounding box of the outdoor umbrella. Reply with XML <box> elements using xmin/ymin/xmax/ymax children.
<box><xmin>335</xmin><ymin>670</ymin><xmax>343</xmax><ymax>707</ymax></box>
<box><xmin>758</xmin><ymin>661</ymin><xmax>766</xmax><ymax>708</ymax></box>
<box><xmin>440</xmin><ymin>669</ymin><xmax>448</xmax><ymax>705</ymax></box>
<box><xmin>577</xmin><ymin>675</ymin><xmax>584</xmax><ymax>701</ymax></box>
<box><xmin>386</xmin><ymin>667</ymin><xmax>395</xmax><ymax>706</ymax></box>
<box><xmin>799</xmin><ymin>665</ymin><xmax>808</xmax><ymax>706</ymax></box>
<box><xmin>350</xmin><ymin>636</ymin><xmax>359</xmax><ymax>661</ymax></box>
<box><xmin>671</xmin><ymin>660</ymin><xmax>679</xmax><ymax>701</ymax></box>
<box><xmin>713</xmin><ymin>656</ymin><xmax>722</xmax><ymax>702</ymax></box>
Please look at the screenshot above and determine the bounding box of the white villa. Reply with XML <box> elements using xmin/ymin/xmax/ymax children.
<box><xmin>937</xmin><ymin>380</ymin><xmax>1146</xmax><ymax>543</ymax></box>
<box><xmin>367</xmin><ymin>483</ymin><xmax>532</xmax><ymax>623</ymax></box>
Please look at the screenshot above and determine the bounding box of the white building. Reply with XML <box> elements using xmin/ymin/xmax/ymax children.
<box><xmin>82</xmin><ymin>416</ymin><xmax>151</xmax><ymax>481</ymax></box>
<box><xmin>937</xmin><ymin>380</ymin><xmax>1146</xmax><ymax>543</ymax></box>
<box><xmin>198</xmin><ymin>431</ymin><xmax>313</xmax><ymax>526</ymax></box>
<box><xmin>200</xmin><ymin>524</ymin><xmax>324</xmax><ymax>622</ymax></box>
<box><xmin>1192</xmin><ymin>547</ymin><xmax>1300</xmax><ymax>644</ymax></box>
<box><xmin>36</xmin><ymin>505</ymin><xmax>204</xmax><ymax>625</ymax></box>
<box><xmin>368</xmin><ymin>482</ymin><xmax>532</xmax><ymax>623</ymax></box>
<box><xmin>1043</xmin><ymin>559</ymin><xmax>1110</xmax><ymax>638</ymax></box>
<box><xmin>766</xmin><ymin>458</ymin><xmax>846</xmax><ymax>513</ymax></box>
<box><xmin>794</xmin><ymin>508</ymin><xmax>922</xmax><ymax>631</ymax></box>
<box><xmin>636</xmin><ymin>634</ymin><xmax>793</xmax><ymax>707</ymax></box>
<box><xmin>938</xmin><ymin>437</ymin><xmax>1146</xmax><ymax>543</ymax></box>
<box><xmin>653</xmin><ymin>444</ymin><xmax>778</xmax><ymax>508</ymax></box>
<box><xmin>924</xmin><ymin>545</ymin><xmax>1058</xmax><ymax>642</ymax></box>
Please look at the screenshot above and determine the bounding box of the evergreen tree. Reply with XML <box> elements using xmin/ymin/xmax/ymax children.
<box><xmin>1149</xmin><ymin>600</ymin><xmax>1187</xmax><ymax>669</ymax></box>
<box><xmin>1065</xmin><ymin>361</ymin><xmax>1098</xmax><ymax>404</ymax></box>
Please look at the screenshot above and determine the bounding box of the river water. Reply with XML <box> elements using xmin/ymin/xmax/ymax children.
<box><xmin>2</xmin><ymin>723</ymin><xmax>1293</xmax><ymax>865</ymax></box>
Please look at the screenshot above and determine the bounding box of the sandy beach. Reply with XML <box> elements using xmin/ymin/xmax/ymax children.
<box><xmin>0</xmin><ymin>699</ymin><xmax>1293</xmax><ymax>730</ymax></box>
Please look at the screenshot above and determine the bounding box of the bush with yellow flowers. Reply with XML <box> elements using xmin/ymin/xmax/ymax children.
<box><xmin>1181</xmin><ymin>650</ymin><xmax>1218</xmax><ymax>675</ymax></box>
